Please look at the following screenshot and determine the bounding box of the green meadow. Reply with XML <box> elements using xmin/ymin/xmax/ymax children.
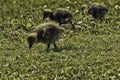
<box><xmin>0</xmin><ymin>0</ymin><xmax>120</xmax><ymax>79</ymax></box>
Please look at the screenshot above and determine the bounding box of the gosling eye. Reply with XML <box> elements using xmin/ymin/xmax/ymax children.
<box><xmin>28</xmin><ymin>38</ymin><xmax>34</xmax><ymax>43</ymax></box>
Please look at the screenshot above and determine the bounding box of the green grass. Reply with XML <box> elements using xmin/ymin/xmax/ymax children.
<box><xmin>0</xmin><ymin>0</ymin><xmax>120</xmax><ymax>79</ymax></box>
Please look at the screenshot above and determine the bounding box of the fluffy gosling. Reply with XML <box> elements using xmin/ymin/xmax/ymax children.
<box><xmin>42</xmin><ymin>8</ymin><xmax>75</xmax><ymax>29</ymax></box>
<box><xmin>81</xmin><ymin>3</ymin><xmax>108</xmax><ymax>20</ymax></box>
<box><xmin>27</xmin><ymin>22</ymin><xmax>65</xmax><ymax>51</ymax></box>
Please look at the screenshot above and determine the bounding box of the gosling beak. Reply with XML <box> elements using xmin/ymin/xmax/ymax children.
<box><xmin>106</xmin><ymin>9</ymin><xmax>108</xmax><ymax>13</ymax></box>
<box><xmin>43</xmin><ymin>15</ymin><xmax>46</xmax><ymax>20</ymax></box>
<box><xmin>43</xmin><ymin>17</ymin><xmax>45</xmax><ymax>20</ymax></box>
<box><xmin>29</xmin><ymin>43</ymin><xmax>33</xmax><ymax>49</ymax></box>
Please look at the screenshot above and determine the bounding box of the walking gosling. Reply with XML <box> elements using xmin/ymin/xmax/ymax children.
<box><xmin>43</xmin><ymin>8</ymin><xmax>75</xmax><ymax>29</ymax></box>
<box><xmin>27</xmin><ymin>22</ymin><xmax>65</xmax><ymax>51</ymax></box>
<box><xmin>81</xmin><ymin>3</ymin><xmax>108</xmax><ymax>20</ymax></box>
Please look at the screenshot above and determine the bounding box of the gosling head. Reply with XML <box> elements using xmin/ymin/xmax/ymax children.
<box><xmin>43</xmin><ymin>9</ymin><xmax>53</xmax><ymax>20</ymax></box>
<box><xmin>81</xmin><ymin>4</ymin><xmax>88</xmax><ymax>14</ymax></box>
<box><xmin>27</xmin><ymin>33</ymin><xmax>37</xmax><ymax>49</ymax></box>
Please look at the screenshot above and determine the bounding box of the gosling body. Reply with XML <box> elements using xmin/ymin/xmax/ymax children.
<box><xmin>27</xmin><ymin>22</ymin><xmax>65</xmax><ymax>51</ymax></box>
<box><xmin>81</xmin><ymin>3</ymin><xmax>108</xmax><ymax>20</ymax></box>
<box><xmin>43</xmin><ymin>8</ymin><xmax>75</xmax><ymax>29</ymax></box>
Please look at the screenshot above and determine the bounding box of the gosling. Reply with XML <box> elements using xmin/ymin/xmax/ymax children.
<box><xmin>81</xmin><ymin>3</ymin><xmax>108</xmax><ymax>20</ymax></box>
<box><xmin>42</xmin><ymin>8</ymin><xmax>75</xmax><ymax>29</ymax></box>
<box><xmin>27</xmin><ymin>22</ymin><xmax>65</xmax><ymax>51</ymax></box>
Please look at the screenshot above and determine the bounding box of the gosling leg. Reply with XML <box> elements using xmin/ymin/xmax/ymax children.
<box><xmin>53</xmin><ymin>43</ymin><xmax>60</xmax><ymax>52</ymax></box>
<box><xmin>46</xmin><ymin>43</ymin><xmax>50</xmax><ymax>51</ymax></box>
<box><xmin>53</xmin><ymin>43</ymin><xmax>58</xmax><ymax>49</ymax></box>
